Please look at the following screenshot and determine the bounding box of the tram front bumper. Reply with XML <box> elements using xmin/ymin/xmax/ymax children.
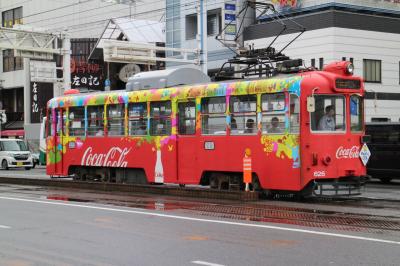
<box><xmin>312</xmin><ymin>175</ymin><xmax>370</xmax><ymax>197</ymax></box>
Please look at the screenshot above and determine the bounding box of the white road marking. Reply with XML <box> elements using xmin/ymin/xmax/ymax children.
<box><xmin>0</xmin><ymin>224</ymin><xmax>11</xmax><ymax>229</ymax></box>
<box><xmin>0</xmin><ymin>195</ymin><xmax>399</xmax><ymax>245</ymax></box>
<box><xmin>192</xmin><ymin>260</ymin><xmax>225</xmax><ymax>266</ymax></box>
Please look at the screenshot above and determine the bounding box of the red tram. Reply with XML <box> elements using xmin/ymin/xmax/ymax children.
<box><xmin>46</xmin><ymin>61</ymin><xmax>370</xmax><ymax>196</ymax></box>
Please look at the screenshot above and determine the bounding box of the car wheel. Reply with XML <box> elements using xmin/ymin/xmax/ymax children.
<box><xmin>25</xmin><ymin>167</ymin><xmax>31</xmax><ymax>170</ymax></box>
<box><xmin>1</xmin><ymin>160</ymin><xmax>9</xmax><ymax>170</ymax></box>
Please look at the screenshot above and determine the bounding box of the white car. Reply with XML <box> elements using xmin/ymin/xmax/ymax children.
<box><xmin>0</xmin><ymin>139</ymin><xmax>34</xmax><ymax>170</ymax></box>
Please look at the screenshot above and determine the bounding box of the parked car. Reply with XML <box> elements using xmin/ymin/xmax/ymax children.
<box><xmin>366</xmin><ymin>122</ymin><xmax>400</xmax><ymax>183</ymax></box>
<box><xmin>0</xmin><ymin>139</ymin><xmax>34</xmax><ymax>170</ymax></box>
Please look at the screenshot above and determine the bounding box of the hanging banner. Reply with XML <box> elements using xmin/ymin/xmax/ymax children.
<box><xmin>30</xmin><ymin>82</ymin><xmax>53</xmax><ymax>123</ymax></box>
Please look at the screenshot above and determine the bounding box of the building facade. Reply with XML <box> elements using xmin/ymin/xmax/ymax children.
<box><xmin>165</xmin><ymin>0</ymin><xmax>237</xmax><ymax>75</ymax></box>
<box><xmin>244</xmin><ymin>0</ymin><xmax>400</xmax><ymax>122</ymax></box>
<box><xmin>0</xmin><ymin>0</ymin><xmax>164</xmax><ymax>148</ymax></box>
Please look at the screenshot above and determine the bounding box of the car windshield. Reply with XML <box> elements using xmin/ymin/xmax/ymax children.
<box><xmin>2</xmin><ymin>141</ymin><xmax>28</xmax><ymax>151</ymax></box>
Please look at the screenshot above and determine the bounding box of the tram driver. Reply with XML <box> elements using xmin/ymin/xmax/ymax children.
<box><xmin>318</xmin><ymin>105</ymin><xmax>335</xmax><ymax>131</ymax></box>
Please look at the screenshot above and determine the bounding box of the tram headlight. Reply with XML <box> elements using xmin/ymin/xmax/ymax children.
<box><xmin>346</xmin><ymin>63</ymin><xmax>354</xmax><ymax>75</ymax></box>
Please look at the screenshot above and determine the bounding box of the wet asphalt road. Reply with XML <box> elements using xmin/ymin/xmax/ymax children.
<box><xmin>1</xmin><ymin>168</ymin><xmax>400</xmax><ymax>265</ymax></box>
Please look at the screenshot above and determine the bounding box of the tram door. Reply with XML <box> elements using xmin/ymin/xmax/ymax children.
<box><xmin>176</xmin><ymin>101</ymin><xmax>198</xmax><ymax>184</ymax></box>
<box><xmin>49</xmin><ymin>108</ymin><xmax>64</xmax><ymax>175</ymax></box>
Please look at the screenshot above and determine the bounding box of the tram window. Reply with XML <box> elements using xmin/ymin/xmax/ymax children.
<box><xmin>150</xmin><ymin>101</ymin><xmax>171</xmax><ymax>136</ymax></box>
<box><xmin>201</xmin><ymin>97</ymin><xmax>226</xmax><ymax>135</ymax></box>
<box><xmin>178</xmin><ymin>101</ymin><xmax>196</xmax><ymax>135</ymax></box>
<box><xmin>261</xmin><ymin>93</ymin><xmax>285</xmax><ymax>112</ymax></box>
<box><xmin>350</xmin><ymin>95</ymin><xmax>363</xmax><ymax>132</ymax></box>
<box><xmin>262</xmin><ymin>115</ymin><xmax>285</xmax><ymax>134</ymax></box>
<box><xmin>230</xmin><ymin>95</ymin><xmax>257</xmax><ymax>135</ymax></box>
<box><xmin>107</xmin><ymin>104</ymin><xmax>125</xmax><ymax>136</ymax></box>
<box><xmin>87</xmin><ymin>105</ymin><xmax>105</xmax><ymax>136</ymax></box>
<box><xmin>311</xmin><ymin>95</ymin><xmax>345</xmax><ymax>132</ymax></box>
<box><xmin>128</xmin><ymin>102</ymin><xmax>147</xmax><ymax>135</ymax></box>
<box><xmin>290</xmin><ymin>94</ymin><xmax>300</xmax><ymax>133</ymax></box>
<box><xmin>48</xmin><ymin>109</ymin><xmax>55</xmax><ymax>136</ymax></box>
<box><xmin>54</xmin><ymin>109</ymin><xmax>66</xmax><ymax>136</ymax></box>
<box><xmin>68</xmin><ymin>107</ymin><xmax>85</xmax><ymax>136</ymax></box>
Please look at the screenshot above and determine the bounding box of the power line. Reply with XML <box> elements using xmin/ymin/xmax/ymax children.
<box><xmin>48</xmin><ymin>0</ymin><xmax>224</xmax><ymax>33</ymax></box>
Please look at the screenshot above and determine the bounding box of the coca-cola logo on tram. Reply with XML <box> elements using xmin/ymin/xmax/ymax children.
<box><xmin>336</xmin><ymin>146</ymin><xmax>360</xmax><ymax>159</ymax></box>
<box><xmin>81</xmin><ymin>147</ymin><xmax>131</xmax><ymax>167</ymax></box>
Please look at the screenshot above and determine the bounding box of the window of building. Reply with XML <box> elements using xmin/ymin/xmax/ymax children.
<box><xmin>107</xmin><ymin>104</ymin><xmax>125</xmax><ymax>136</ymax></box>
<box><xmin>290</xmin><ymin>94</ymin><xmax>300</xmax><ymax>133</ymax></box>
<box><xmin>150</xmin><ymin>101</ymin><xmax>171</xmax><ymax>135</ymax></box>
<box><xmin>166</xmin><ymin>0</ymin><xmax>181</xmax><ymax>57</ymax></box>
<box><xmin>342</xmin><ymin>57</ymin><xmax>346</xmax><ymax>61</ymax></box>
<box><xmin>230</xmin><ymin>95</ymin><xmax>257</xmax><ymax>135</ymax></box>
<box><xmin>350</xmin><ymin>57</ymin><xmax>354</xmax><ymax>64</ymax></box>
<box><xmin>201</xmin><ymin>97</ymin><xmax>226</xmax><ymax>135</ymax></box>
<box><xmin>311</xmin><ymin>95</ymin><xmax>345</xmax><ymax>132</ymax></box>
<box><xmin>87</xmin><ymin>105</ymin><xmax>104</xmax><ymax>136</ymax></box>
<box><xmin>2</xmin><ymin>7</ymin><xmax>23</xmax><ymax>72</ymax></box>
<box><xmin>185</xmin><ymin>14</ymin><xmax>197</xmax><ymax>40</ymax></box>
<box><xmin>128</xmin><ymin>102</ymin><xmax>147</xmax><ymax>135</ymax></box>
<box><xmin>363</xmin><ymin>59</ymin><xmax>381</xmax><ymax>83</ymax></box>
<box><xmin>311</xmin><ymin>58</ymin><xmax>315</xmax><ymax>68</ymax></box>
<box><xmin>207</xmin><ymin>9</ymin><xmax>221</xmax><ymax>36</ymax></box>
<box><xmin>185</xmin><ymin>8</ymin><xmax>221</xmax><ymax>39</ymax></box>
<box><xmin>2</xmin><ymin>7</ymin><xmax>23</xmax><ymax>27</ymax></box>
<box><xmin>261</xmin><ymin>93</ymin><xmax>285</xmax><ymax>134</ymax></box>
<box><xmin>319</xmin><ymin>58</ymin><xmax>324</xmax><ymax>70</ymax></box>
<box><xmin>68</xmin><ymin>107</ymin><xmax>85</xmax><ymax>136</ymax></box>
<box><xmin>178</xmin><ymin>101</ymin><xmax>196</xmax><ymax>135</ymax></box>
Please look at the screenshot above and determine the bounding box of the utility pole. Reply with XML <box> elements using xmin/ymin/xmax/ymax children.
<box><xmin>197</xmin><ymin>0</ymin><xmax>208</xmax><ymax>75</ymax></box>
<box><xmin>62</xmin><ymin>34</ymin><xmax>71</xmax><ymax>91</ymax></box>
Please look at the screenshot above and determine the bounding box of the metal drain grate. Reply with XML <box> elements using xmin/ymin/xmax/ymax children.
<box><xmin>183</xmin><ymin>204</ymin><xmax>400</xmax><ymax>233</ymax></box>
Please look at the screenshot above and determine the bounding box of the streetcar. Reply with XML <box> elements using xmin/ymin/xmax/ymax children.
<box><xmin>46</xmin><ymin>61</ymin><xmax>370</xmax><ymax>196</ymax></box>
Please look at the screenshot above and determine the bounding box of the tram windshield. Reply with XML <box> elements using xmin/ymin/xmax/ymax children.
<box><xmin>311</xmin><ymin>95</ymin><xmax>345</xmax><ymax>132</ymax></box>
<box><xmin>350</xmin><ymin>95</ymin><xmax>363</xmax><ymax>132</ymax></box>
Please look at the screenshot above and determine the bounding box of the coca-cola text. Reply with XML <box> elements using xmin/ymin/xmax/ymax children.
<box><xmin>336</xmin><ymin>146</ymin><xmax>360</xmax><ymax>159</ymax></box>
<box><xmin>81</xmin><ymin>147</ymin><xmax>131</xmax><ymax>167</ymax></box>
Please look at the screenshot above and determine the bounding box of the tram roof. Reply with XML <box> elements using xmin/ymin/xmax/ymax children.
<box><xmin>48</xmin><ymin>73</ymin><xmax>306</xmax><ymax>109</ymax></box>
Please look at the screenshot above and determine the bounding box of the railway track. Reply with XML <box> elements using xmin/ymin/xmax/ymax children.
<box><xmin>1</xmin><ymin>179</ymin><xmax>400</xmax><ymax>235</ymax></box>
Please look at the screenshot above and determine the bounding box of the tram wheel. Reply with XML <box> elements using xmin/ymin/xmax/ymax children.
<box><xmin>1</xmin><ymin>160</ymin><xmax>8</xmax><ymax>170</ymax></box>
<box><xmin>179</xmin><ymin>184</ymin><xmax>186</xmax><ymax>188</ymax></box>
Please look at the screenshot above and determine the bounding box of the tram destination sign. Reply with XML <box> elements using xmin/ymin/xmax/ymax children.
<box><xmin>335</xmin><ymin>79</ymin><xmax>361</xmax><ymax>89</ymax></box>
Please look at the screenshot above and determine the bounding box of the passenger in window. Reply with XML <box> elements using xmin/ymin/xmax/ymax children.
<box><xmin>318</xmin><ymin>105</ymin><xmax>335</xmax><ymax>131</ymax></box>
<box><xmin>230</xmin><ymin>118</ymin><xmax>239</xmax><ymax>134</ymax></box>
<box><xmin>268</xmin><ymin>117</ymin><xmax>283</xmax><ymax>133</ymax></box>
<box><xmin>136</xmin><ymin>118</ymin><xmax>147</xmax><ymax>135</ymax></box>
<box><xmin>96</xmin><ymin>127</ymin><xmax>104</xmax><ymax>136</ymax></box>
<box><xmin>244</xmin><ymin>119</ymin><xmax>255</xmax><ymax>134</ymax></box>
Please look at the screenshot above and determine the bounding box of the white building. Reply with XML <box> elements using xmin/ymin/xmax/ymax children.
<box><xmin>244</xmin><ymin>0</ymin><xmax>400</xmax><ymax>122</ymax></box>
<box><xmin>165</xmin><ymin>0</ymin><xmax>237</xmax><ymax>75</ymax></box>
<box><xmin>0</xmin><ymin>0</ymin><xmax>164</xmax><ymax>145</ymax></box>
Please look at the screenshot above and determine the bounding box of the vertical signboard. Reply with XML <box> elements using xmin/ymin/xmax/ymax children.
<box><xmin>30</xmin><ymin>82</ymin><xmax>53</xmax><ymax>123</ymax></box>
<box><xmin>223</xmin><ymin>1</ymin><xmax>237</xmax><ymax>42</ymax></box>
